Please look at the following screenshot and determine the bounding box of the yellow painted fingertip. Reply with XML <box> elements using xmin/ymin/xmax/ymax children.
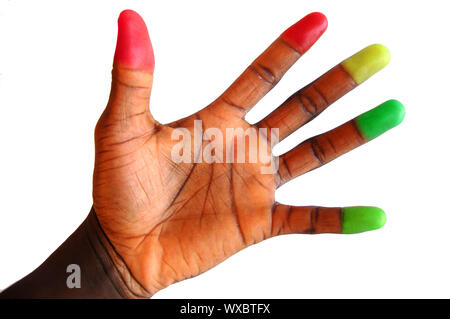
<box><xmin>341</xmin><ymin>44</ymin><xmax>390</xmax><ymax>84</ymax></box>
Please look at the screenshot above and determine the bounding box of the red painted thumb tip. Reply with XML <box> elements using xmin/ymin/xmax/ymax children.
<box><xmin>281</xmin><ymin>12</ymin><xmax>328</xmax><ymax>54</ymax></box>
<box><xmin>113</xmin><ymin>9</ymin><xmax>155</xmax><ymax>71</ymax></box>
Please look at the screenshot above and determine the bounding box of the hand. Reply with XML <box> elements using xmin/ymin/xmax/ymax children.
<box><xmin>93</xmin><ymin>10</ymin><xmax>404</xmax><ymax>296</ymax></box>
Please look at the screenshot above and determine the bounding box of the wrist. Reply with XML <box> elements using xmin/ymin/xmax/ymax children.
<box><xmin>87</xmin><ymin>207</ymin><xmax>152</xmax><ymax>298</ymax></box>
<box><xmin>0</xmin><ymin>207</ymin><xmax>150</xmax><ymax>299</ymax></box>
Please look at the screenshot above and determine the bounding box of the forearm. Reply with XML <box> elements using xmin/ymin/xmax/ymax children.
<box><xmin>0</xmin><ymin>208</ymin><xmax>150</xmax><ymax>299</ymax></box>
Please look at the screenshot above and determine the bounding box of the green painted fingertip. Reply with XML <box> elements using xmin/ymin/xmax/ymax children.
<box><xmin>356</xmin><ymin>99</ymin><xmax>405</xmax><ymax>140</ymax></box>
<box><xmin>342</xmin><ymin>206</ymin><xmax>386</xmax><ymax>234</ymax></box>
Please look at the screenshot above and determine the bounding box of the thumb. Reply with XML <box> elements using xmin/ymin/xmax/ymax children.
<box><xmin>104</xmin><ymin>10</ymin><xmax>157</xmax><ymax>128</ymax></box>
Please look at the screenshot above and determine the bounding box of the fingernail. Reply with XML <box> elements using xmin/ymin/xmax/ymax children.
<box><xmin>356</xmin><ymin>99</ymin><xmax>405</xmax><ymax>140</ymax></box>
<box><xmin>114</xmin><ymin>9</ymin><xmax>155</xmax><ymax>70</ymax></box>
<box><xmin>342</xmin><ymin>206</ymin><xmax>386</xmax><ymax>234</ymax></box>
<box><xmin>342</xmin><ymin>44</ymin><xmax>390</xmax><ymax>84</ymax></box>
<box><xmin>281</xmin><ymin>12</ymin><xmax>328</xmax><ymax>54</ymax></box>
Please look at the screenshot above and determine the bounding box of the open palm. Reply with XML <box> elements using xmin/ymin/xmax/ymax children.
<box><xmin>93</xmin><ymin>10</ymin><xmax>404</xmax><ymax>297</ymax></box>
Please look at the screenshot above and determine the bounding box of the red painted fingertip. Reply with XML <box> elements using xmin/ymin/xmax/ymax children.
<box><xmin>281</xmin><ymin>12</ymin><xmax>328</xmax><ymax>54</ymax></box>
<box><xmin>113</xmin><ymin>9</ymin><xmax>155</xmax><ymax>71</ymax></box>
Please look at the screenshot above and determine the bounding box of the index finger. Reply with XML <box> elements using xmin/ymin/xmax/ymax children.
<box><xmin>211</xmin><ymin>12</ymin><xmax>328</xmax><ymax>115</ymax></box>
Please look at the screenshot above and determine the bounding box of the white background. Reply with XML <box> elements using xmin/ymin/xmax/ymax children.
<box><xmin>0</xmin><ymin>0</ymin><xmax>449</xmax><ymax>298</ymax></box>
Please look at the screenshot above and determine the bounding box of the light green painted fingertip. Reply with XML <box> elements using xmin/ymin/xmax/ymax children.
<box><xmin>342</xmin><ymin>44</ymin><xmax>391</xmax><ymax>84</ymax></box>
<box><xmin>356</xmin><ymin>99</ymin><xmax>405</xmax><ymax>140</ymax></box>
<box><xmin>342</xmin><ymin>206</ymin><xmax>386</xmax><ymax>234</ymax></box>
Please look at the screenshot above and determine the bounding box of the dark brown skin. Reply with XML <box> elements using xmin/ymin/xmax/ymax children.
<box><xmin>92</xmin><ymin>20</ymin><xmax>370</xmax><ymax>296</ymax></box>
<box><xmin>0</xmin><ymin>11</ymin><xmax>382</xmax><ymax>299</ymax></box>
